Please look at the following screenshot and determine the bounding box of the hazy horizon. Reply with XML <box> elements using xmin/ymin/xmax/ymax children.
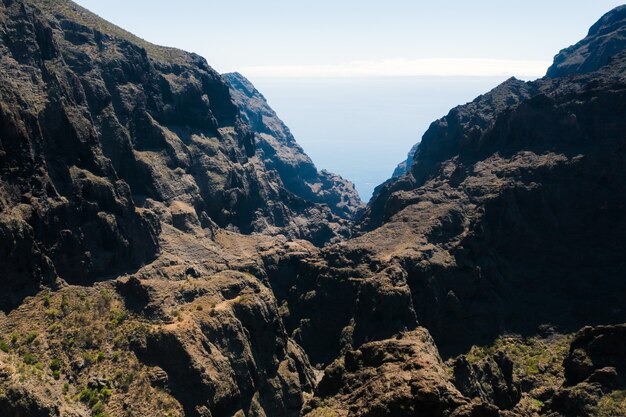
<box><xmin>72</xmin><ymin>0</ymin><xmax>625</xmax><ymax>76</ymax></box>
<box><xmin>249</xmin><ymin>76</ymin><xmax>511</xmax><ymax>199</ymax></box>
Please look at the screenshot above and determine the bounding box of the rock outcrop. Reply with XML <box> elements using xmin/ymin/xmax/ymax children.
<box><xmin>547</xmin><ymin>325</ymin><xmax>626</xmax><ymax>417</ymax></box>
<box><xmin>391</xmin><ymin>142</ymin><xmax>418</xmax><ymax>178</ymax></box>
<box><xmin>453</xmin><ymin>351</ymin><xmax>521</xmax><ymax>410</ymax></box>
<box><xmin>120</xmin><ymin>271</ymin><xmax>316</xmax><ymax>417</ymax></box>
<box><xmin>302</xmin><ymin>328</ymin><xmax>468</xmax><ymax>417</ymax></box>
<box><xmin>547</xmin><ymin>5</ymin><xmax>626</xmax><ymax>77</ymax></box>
<box><xmin>237</xmin><ymin>5</ymin><xmax>626</xmax><ymax>395</ymax></box>
<box><xmin>224</xmin><ymin>72</ymin><xmax>364</xmax><ymax>222</ymax></box>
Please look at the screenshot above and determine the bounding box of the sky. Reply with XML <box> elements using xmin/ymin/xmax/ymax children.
<box><xmin>72</xmin><ymin>0</ymin><xmax>625</xmax><ymax>78</ymax></box>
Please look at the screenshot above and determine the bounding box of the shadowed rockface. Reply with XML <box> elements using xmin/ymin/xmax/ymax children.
<box><xmin>306</xmin><ymin>5</ymin><xmax>626</xmax><ymax>359</ymax></box>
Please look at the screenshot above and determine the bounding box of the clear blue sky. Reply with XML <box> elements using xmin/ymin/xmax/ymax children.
<box><xmin>72</xmin><ymin>0</ymin><xmax>625</xmax><ymax>76</ymax></box>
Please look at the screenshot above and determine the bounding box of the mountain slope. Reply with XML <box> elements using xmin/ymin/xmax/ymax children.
<box><xmin>263</xmin><ymin>0</ymin><xmax>626</xmax><ymax>390</ymax></box>
<box><xmin>0</xmin><ymin>0</ymin><xmax>363</xmax><ymax>310</ymax></box>
<box><xmin>224</xmin><ymin>72</ymin><xmax>364</xmax><ymax>221</ymax></box>
<box><xmin>290</xmin><ymin>6</ymin><xmax>626</xmax><ymax>416</ymax></box>
<box><xmin>547</xmin><ymin>5</ymin><xmax>626</xmax><ymax>77</ymax></box>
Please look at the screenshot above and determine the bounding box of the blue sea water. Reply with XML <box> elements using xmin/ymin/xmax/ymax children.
<box><xmin>249</xmin><ymin>76</ymin><xmax>516</xmax><ymax>201</ymax></box>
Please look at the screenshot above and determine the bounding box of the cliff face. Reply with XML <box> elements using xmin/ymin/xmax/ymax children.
<box><xmin>352</xmin><ymin>5</ymin><xmax>626</xmax><ymax>355</ymax></box>
<box><xmin>547</xmin><ymin>5</ymin><xmax>626</xmax><ymax>77</ymax></box>
<box><xmin>259</xmin><ymin>7</ymin><xmax>626</xmax><ymax>414</ymax></box>
<box><xmin>223</xmin><ymin>72</ymin><xmax>364</xmax><ymax>222</ymax></box>
<box><xmin>0</xmin><ymin>1</ymin><xmax>354</xmax><ymax>414</ymax></box>
<box><xmin>391</xmin><ymin>142</ymin><xmax>418</xmax><ymax>178</ymax></box>
<box><xmin>0</xmin><ymin>0</ymin><xmax>362</xmax><ymax>310</ymax></box>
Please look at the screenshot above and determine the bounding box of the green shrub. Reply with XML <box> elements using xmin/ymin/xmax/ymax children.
<box><xmin>60</xmin><ymin>294</ymin><xmax>70</xmax><ymax>316</ymax></box>
<box><xmin>50</xmin><ymin>358</ymin><xmax>61</xmax><ymax>371</ymax></box>
<box><xmin>22</xmin><ymin>353</ymin><xmax>38</xmax><ymax>365</ymax></box>
<box><xmin>91</xmin><ymin>400</ymin><xmax>105</xmax><ymax>414</ymax></box>
<box><xmin>79</xmin><ymin>387</ymin><xmax>99</xmax><ymax>407</ymax></box>
<box><xmin>307</xmin><ymin>407</ymin><xmax>339</xmax><ymax>417</ymax></box>
<box><xmin>25</xmin><ymin>331</ymin><xmax>38</xmax><ymax>344</ymax></box>
<box><xmin>108</xmin><ymin>308</ymin><xmax>127</xmax><ymax>325</ymax></box>
<box><xmin>83</xmin><ymin>351</ymin><xmax>97</xmax><ymax>366</ymax></box>
<box><xmin>79</xmin><ymin>386</ymin><xmax>111</xmax><ymax>417</ymax></box>
<box><xmin>99</xmin><ymin>387</ymin><xmax>112</xmax><ymax>399</ymax></box>
<box><xmin>45</xmin><ymin>308</ymin><xmax>60</xmax><ymax>321</ymax></box>
<box><xmin>0</xmin><ymin>340</ymin><xmax>9</xmax><ymax>352</ymax></box>
<box><xmin>595</xmin><ymin>390</ymin><xmax>626</xmax><ymax>417</ymax></box>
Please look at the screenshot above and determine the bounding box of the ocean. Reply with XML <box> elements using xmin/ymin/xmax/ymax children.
<box><xmin>249</xmin><ymin>76</ymin><xmax>517</xmax><ymax>201</ymax></box>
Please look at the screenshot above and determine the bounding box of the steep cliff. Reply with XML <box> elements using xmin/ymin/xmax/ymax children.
<box><xmin>254</xmin><ymin>5</ymin><xmax>626</xmax><ymax>402</ymax></box>
<box><xmin>223</xmin><ymin>72</ymin><xmax>364</xmax><ymax>221</ymax></box>
<box><xmin>0</xmin><ymin>0</ymin><xmax>363</xmax><ymax>311</ymax></box>
<box><xmin>280</xmin><ymin>7</ymin><xmax>626</xmax><ymax>416</ymax></box>
<box><xmin>547</xmin><ymin>5</ymin><xmax>626</xmax><ymax>77</ymax></box>
<box><xmin>0</xmin><ymin>0</ymin><xmax>345</xmax><ymax>415</ymax></box>
<box><xmin>391</xmin><ymin>142</ymin><xmax>418</xmax><ymax>178</ymax></box>
<box><xmin>350</xmin><ymin>5</ymin><xmax>626</xmax><ymax>355</ymax></box>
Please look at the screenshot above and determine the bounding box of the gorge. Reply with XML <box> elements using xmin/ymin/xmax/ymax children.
<box><xmin>0</xmin><ymin>1</ymin><xmax>625</xmax><ymax>417</ymax></box>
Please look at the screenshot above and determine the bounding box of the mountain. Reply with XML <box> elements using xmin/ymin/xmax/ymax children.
<box><xmin>348</xmin><ymin>4</ymin><xmax>626</xmax><ymax>359</ymax></box>
<box><xmin>547</xmin><ymin>5</ymin><xmax>626</xmax><ymax>77</ymax></box>
<box><xmin>0</xmin><ymin>0</ymin><xmax>363</xmax><ymax>308</ymax></box>
<box><xmin>1</xmin><ymin>1</ymin><xmax>626</xmax><ymax>417</ymax></box>
<box><xmin>0</xmin><ymin>0</ymin><xmax>355</xmax><ymax>415</ymax></box>
<box><xmin>223</xmin><ymin>72</ymin><xmax>364</xmax><ymax>221</ymax></box>
<box><xmin>267</xmin><ymin>5</ymin><xmax>626</xmax><ymax>416</ymax></box>
<box><xmin>391</xmin><ymin>142</ymin><xmax>419</xmax><ymax>178</ymax></box>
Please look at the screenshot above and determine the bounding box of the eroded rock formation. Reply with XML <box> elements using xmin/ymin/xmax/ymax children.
<box><xmin>1</xmin><ymin>1</ymin><xmax>626</xmax><ymax>417</ymax></box>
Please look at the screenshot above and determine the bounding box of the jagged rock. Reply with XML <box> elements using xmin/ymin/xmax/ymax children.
<box><xmin>299</xmin><ymin>5</ymin><xmax>626</xmax><ymax>359</ymax></box>
<box><xmin>453</xmin><ymin>351</ymin><xmax>521</xmax><ymax>409</ymax></box>
<box><xmin>0</xmin><ymin>0</ymin><xmax>362</xmax><ymax>312</ymax></box>
<box><xmin>563</xmin><ymin>324</ymin><xmax>626</xmax><ymax>387</ymax></box>
<box><xmin>119</xmin><ymin>271</ymin><xmax>315</xmax><ymax>417</ymax></box>
<box><xmin>302</xmin><ymin>329</ymin><xmax>470</xmax><ymax>417</ymax></box>
<box><xmin>547</xmin><ymin>5</ymin><xmax>626</xmax><ymax>77</ymax></box>
<box><xmin>2</xmin><ymin>2</ymin><xmax>626</xmax><ymax>417</ymax></box>
<box><xmin>224</xmin><ymin>72</ymin><xmax>364</xmax><ymax>223</ymax></box>
<box><xmin>536</xmin><ymin>324</ymin><xmax>626</xmax><ymax>417</ymax></box>
<box><xmin>0</xmin><ymin>384</ymin><xmax>60</xmax><ymax>417</ymax></box>
<box><xmin>391</xmin><ymin>142</ymin><xmax>418</xmax><ymax>178</ymax></box>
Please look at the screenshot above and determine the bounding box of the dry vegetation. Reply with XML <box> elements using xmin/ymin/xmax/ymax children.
<box><xmin>29</xmin><ymin>0</ymin><xmax>191</xmax><ymax>63</ymax></box>
<box><xmin>0</xmin><ymin>286</ymin><xmax>183</xmax><ymax>417</ymax></box>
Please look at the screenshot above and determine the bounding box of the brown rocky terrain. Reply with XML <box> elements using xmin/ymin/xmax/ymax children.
<box><xmin>1</xmin><ymin>1</ymin><xmax>626</xmax><ymax>416</ymax></box>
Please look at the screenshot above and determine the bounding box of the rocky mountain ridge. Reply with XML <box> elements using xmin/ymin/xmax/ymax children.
<box><xmin>223</xmin><ymin>72</ymin><xmax>364</xmax><ymax>222</ymax></box>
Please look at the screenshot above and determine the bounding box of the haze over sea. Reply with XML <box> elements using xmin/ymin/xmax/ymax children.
<box><xmin>249</xmin><ymin>76</ymin><xmax>512</xmax><ymax>200</ymax></box>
